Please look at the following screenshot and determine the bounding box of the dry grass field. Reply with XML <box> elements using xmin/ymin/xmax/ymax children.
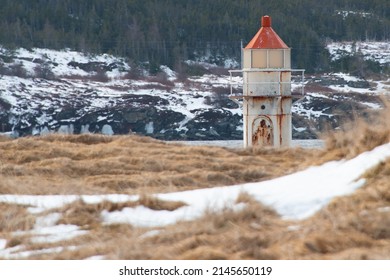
<box><xmin>0</xmin><ymin>106</ymin><xmax>389</xmax><ymax>260</ymax></box>
<box><xmin>0</xmin><ymin>134</ymin><xmax>328</xmax><ymax>196</ymax></box>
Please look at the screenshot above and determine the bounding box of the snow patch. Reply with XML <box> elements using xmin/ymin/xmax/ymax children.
<box><xmin>80</xmin><ymin>125</ymin><xmax>90</xmax><ymax>134</ymax></box>
<box><xmin>0</xmin><ymin>239</ymin><xmax>7</xmax><ymax>250</ymax></box>
<box><xmin>35</xmin><ymin>213</ymin><xmax>62</xmax><ymax>228</ymax></box>
<box><xmin>160</xmin><ymin>65</ymin><xmax>176</xmax><ymax>81</ymax></box>
<box><xmin>0</xmin><ymin>245</ymin><xmax>78</xmax><ymax>259</ymax></box>
<box><xmin>327</xmin><ymin>41</ymin><xmax>390</xmax><ymax>65</ymax></box>
<box><xmin>336</xmin><ymin>10</ymin><xmax>373</xmax><ymax>19</ymax></box>
<box><xmin>102</xmin><ymin>142</ymin><xmax>390</xmax><ymax>225</ymax></box>
<box><xmin>377</xmin><ymin>207</ymin><xmax>390</xmax><ymax>213</ymax></box>
<box><xmin>145</xmin><ymin>122</ymin><xmax>154</xmax><ymax>134</ymax></box>
<box><xmin>139</xmin><ymin>230</ymin><xmax>163</xmax><ymax>239</ymax></box>
<box><xmin>101</xmin><ymin>124</ymin><xmax>114</xmax><ymax>135</ymax></box>
<box><xmin>58</xmin><ymin>124</ymin><xmax>74</xmax><ymax>134</ymax></box>
<box><xmin>28</xmin><ymin>225</ymin><xmax>88</xmax><ymax>244</ymax></box>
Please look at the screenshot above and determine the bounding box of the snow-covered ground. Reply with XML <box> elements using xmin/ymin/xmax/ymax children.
<box><xmin>7</xmin><ymin>47</ymin><xmax>131</xmax><ymax>78</ymax></box>
<box><xmin>327</xmin><ymin>41</ymin><xmax>390</xmax><ymax>65</ymax></box>
<box><xmin>0</xmin><ymin>142</ymin><xmax>389</xmax><ymax>258</ymax></box>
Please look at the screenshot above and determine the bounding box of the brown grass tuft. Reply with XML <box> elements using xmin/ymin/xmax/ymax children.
<box><xmin>180</xmin><ymin>246</ymin><xmax>229</xmax><ymax>260</ymax></box>
<box><xmin>58</xmin><ymin>200</ymin><xmax>116</xmax><ymax>227</ymax></box>
<box><xmin>356</xmin><ymin>211</ymin><xmax>390</xmax><ymax>239</ymax></box>
<box><xmin>303</xmin><ymin>231</ymin><xmax>373</xmax><ymax>254</ymax></box>
<box><xmin>57</xmin><ymin>196</ymin><xmax>186</xmax><ymax>227</ymax></box>
<box><xmin>0</xmin><ymin>203</ymin><xmax>36</xmax><ymax>232</ymax></box>
<box><xmin>322</xmin><ymin>100</ymin><xmax>390</xmax><ymax>158</ymax></box>
<box><xmin>138</xmin><ymin>195</ymin><xmax>187</xmax><ymax>211</ymax></box>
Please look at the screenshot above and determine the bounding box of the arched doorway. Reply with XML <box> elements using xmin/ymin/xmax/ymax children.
<box><xmin>252</xmin><ymin>116</ymin><xmax>273</xmax><ymax>146</ymax></box>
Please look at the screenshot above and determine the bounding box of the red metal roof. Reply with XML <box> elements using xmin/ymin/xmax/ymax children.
<box><xmin>245</xmin><ymin>16</ymin><xmax>289</xmax><ymax>49</ymax></box>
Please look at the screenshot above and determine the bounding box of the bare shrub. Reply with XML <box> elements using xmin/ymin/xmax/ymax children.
<box><xmin>34</xmin><ymin>63</ymin><xmax>55</xmax><ymax>80</ymax></box>
<box><xmin>146</xmin><ymin>72</ymin><xmax>175</xmax><ymax>88</ymax></box>
<box><xmin>181</xmin><ymin>63</ymin><xmax>210</xmax><ymax>77</ymax></box>
<box><xmin>122</xmin><ymin>63</ymin><xmax>144</xmax><ymax>80</ymax></box>
<box><xmin>8</xmin><ymin>62</ymin><xmax>28</xmax><ymax>78</ymax></box>
<box><xmin>208</xmin><ymin>66</ymin><xmax>229</xmax><ymax>76</ymax></box>
<box><xmin>88</xmin><ymin>69</ymin><xmax>110</xmax><ymax>82</ymax></box>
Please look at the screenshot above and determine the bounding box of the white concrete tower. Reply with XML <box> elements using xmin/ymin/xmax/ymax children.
<box><xmin>239</xmin><ymin>15</ymin><xmax>299</xmax><ymax>148</ymax></box>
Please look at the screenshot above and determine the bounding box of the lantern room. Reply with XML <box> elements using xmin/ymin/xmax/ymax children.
<box><xmin>243</xmin><ymin>15</ymin><xmax>290</xmax><ymax>69</ymax></box>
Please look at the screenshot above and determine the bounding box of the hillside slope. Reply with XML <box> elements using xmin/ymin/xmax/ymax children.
<box><xmin>0</xmin><ymin>0</ymin><xmax>389</xmax><ymax>71</ymax></box>
<box><xmin>0</xmin><ymin>44</ymin><xmax>389</xmax><ymax>141</ymax></box>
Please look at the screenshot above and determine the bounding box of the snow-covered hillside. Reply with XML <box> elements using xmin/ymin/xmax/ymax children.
<box><xmin>327</xmin><ymin>41</ymin><xmax>390</xmax><ymax>65</ymax></box>
<box><xmin>0</xmin><ymin>42</ymin><xmax>389</xmax><ymax>140</ymax></box>
<box><xmin>0</xmin><ymin>47</ymin><xmax>244</xmax><ymax>140</ymax></box>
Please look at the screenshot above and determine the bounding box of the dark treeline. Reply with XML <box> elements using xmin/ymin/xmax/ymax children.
<box><xmin>0</xmin><ymin>0</ymin><xmax>388</xmax><ymax>73</ymax></box>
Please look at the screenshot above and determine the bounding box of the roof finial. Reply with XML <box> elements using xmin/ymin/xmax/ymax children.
<box><xmin>262</xmin><ymin>15</ymin><xmax>271</xmax><ymax>27</ymax></box>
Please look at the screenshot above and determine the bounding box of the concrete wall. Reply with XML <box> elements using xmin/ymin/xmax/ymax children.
<box><xmin>243</xmin><ymin>97</ymin><xmax>292</xmax><ymax>148</ymax></box>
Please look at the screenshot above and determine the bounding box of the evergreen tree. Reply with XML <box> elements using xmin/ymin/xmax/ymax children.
<box><xmin>0</xmin><ymin>0</ymin><xmax>388</xmax><ymax>73</ymax></box>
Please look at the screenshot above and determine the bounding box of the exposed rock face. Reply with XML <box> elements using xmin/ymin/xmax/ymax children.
<box><xmin>0</xmin><ymin>54</ymin><xmax>245</xmax><ymax>140</ymax></box>
<box><xmin>185</xmin><ymin>109</ymin><xmax>242</xmax><ymax>140</ymax></box>
<box><xmin>67</xmin><ymin>61</ymin><xmax>126</xmax><ymax>73</ymax></box>
<box><xmin>2</xmin><ymin>85</ymin><xmax>243</xmax><ymax>140</ymax></box>
<box><xmin>0</xmin><ymin>100</ymin><xmax>11</xmax><ymax>133</ymax></box>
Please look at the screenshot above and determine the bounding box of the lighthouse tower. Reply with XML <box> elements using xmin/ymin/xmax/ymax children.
<box><xmin>236</xmin><ymin>15</ymin><xmax>302</xmax><ymax>148</ymax></box>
